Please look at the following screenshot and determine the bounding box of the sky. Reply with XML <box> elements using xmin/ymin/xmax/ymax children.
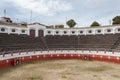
<box><xmin>0</xmin><ymin>0</ymin><xmax>120</xmax><ymax>27</ymax></box>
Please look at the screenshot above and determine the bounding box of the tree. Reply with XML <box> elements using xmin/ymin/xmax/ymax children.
<box><xmin>90</xmin><ymin>21</ymin><xmax>100</xmax><ymax>27</ymax></box>
<box><xmin>66</xmin><ymin>19</ymin><xmax>76</xmax><ymax>28</ymax></box>
<box><xmin>112</xmin><ymin>16</ymin><xmax>120</xmax><ymax>25</ymax></box>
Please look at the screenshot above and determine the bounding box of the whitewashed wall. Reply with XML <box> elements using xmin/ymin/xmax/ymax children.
<box><xmin>45</xmin><ymin>25</ymin><xmax>120</xmax><ymax>36</ymax></box>
<box><xmin>1</xmin><ymin>24</ymin><xmax>120</xmax><ymax>37</ymax></box>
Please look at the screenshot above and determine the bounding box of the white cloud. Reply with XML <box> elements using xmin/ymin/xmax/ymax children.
<box><xmin>1</xmin><ymin>0</ymin><xmax>120</xmax><ymax>26</ymax></box>
<box><xmin>12</xmin><ymin>0</ymin><xmax>72</xmax><ymax>16</ymax></box>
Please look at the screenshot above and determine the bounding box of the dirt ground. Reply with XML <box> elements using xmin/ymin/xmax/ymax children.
<box><xmin>0</xmin><ymin>60</ymin><xmax>120</xmax><ymax>80</ymax></box>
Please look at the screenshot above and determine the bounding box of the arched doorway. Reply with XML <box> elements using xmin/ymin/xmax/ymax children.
<box><xmin>38</xmin><ymin>30</ymin><xmax>44</xmax><ymax>37</ymax></box>
<box><xmin>30</xmin><ymin>29</ymin><xmax>35</xmax><ymax>37</ymax></box>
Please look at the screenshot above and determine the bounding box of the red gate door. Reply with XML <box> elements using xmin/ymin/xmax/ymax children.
<box><xmin>30</xmin><ymin>29</ymin><xmax>35</xmax><ymax>37</ymax></box>
<box><xmin>38</xmin><ymin>30</ymin><xmax>43</xmax><ymax>37</ymax></box>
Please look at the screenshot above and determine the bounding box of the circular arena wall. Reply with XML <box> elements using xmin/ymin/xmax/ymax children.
<box><xmin>0</xmin><ymin>50</ymin><xmax>120</xmax><ymax>69</ymax></box>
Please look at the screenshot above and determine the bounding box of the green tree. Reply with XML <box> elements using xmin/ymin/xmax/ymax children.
<box><xmin>112</xmin><ymin>16</ymin><xmax>120</xmax><ymax>25</ymax></box>
<box><xmin>90</xmin><ymin>21</ymin><xmax>100</xmax><ymax>27</ymax></box>
<box><xmin>66</xmin><ymin>19</ymin><xmax>76</xmax><ymax>28</ymax></box>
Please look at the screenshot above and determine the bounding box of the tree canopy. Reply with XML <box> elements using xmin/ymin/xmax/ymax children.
<box><xmin>90</xmin><ymin>21</ymin><xmax>100</xmax><ymax>27</ymax></box>
<box><xmin>66</xmin><ymin>19</ymin><xmax>76</xmax><ymax>28</ymax></box>
<box><xmin>112</xmin><ymin>16</ymin><xmax>120</xmax><ymax>25</ymax></box>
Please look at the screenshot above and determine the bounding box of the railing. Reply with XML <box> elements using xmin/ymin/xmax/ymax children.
<box><xmin>0</xmin><ymin>48</ymin><xmax>116</xmax><ymax>55</ymax></box>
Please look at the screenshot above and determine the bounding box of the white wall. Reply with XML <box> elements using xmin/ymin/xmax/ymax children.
<box><xmin>45</xmin><ymin>25</ymin><xmax>120</xmax><ymax>36</ymax></box>
<box><xmin>1</xmin><ymin>24</ymin><xmax>120</xmax><ymax>37</ymax></box>
<box><xmin>0</xmin><ymin>23</ymin><xmax>46</xmax><ymax>37</ymax></box>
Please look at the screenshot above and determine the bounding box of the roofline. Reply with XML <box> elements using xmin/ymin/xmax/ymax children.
<box><xmin>47</xmin><ymin>24</ymin><xmax>120</xmax><ymax>29</ymax></box>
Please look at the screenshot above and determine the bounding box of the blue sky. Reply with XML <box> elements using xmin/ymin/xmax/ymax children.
<box><xmin>0</xmin><ymin>0</ymin><xmax>120</xmax><ymax>27</ymax></box>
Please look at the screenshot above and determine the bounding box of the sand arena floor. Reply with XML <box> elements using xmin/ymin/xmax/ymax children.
<box><xmin>0</xmin><ymin>60</ymin><xmax>120</xmax><ymax>80</ymax></box>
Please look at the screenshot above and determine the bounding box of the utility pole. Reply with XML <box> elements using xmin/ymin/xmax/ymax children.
<box><xmin>30</xmin><ymin>10</ymin><xmax>32</xmax><ymax>23</ymax></box>
<box><xmin>17</xmin><ymin>18</ymin><xmax>19</xmax><ymax>23</ymax></box>
<box><xmin>109</xmin><ymin>20</ymin><xmax>112</xmax><ymax>25</ymax></box>
<box><xmin>4</xmin><ymin>9</ymin><xmax>6</xmax><ymax>17</ymax></box>
<box><xmin>65</xmin><ymin>17</ymin><xmax>68</xmax><ymax>28</ymax></box>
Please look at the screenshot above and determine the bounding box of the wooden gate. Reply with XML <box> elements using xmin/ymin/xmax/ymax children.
<box><xmin>38</xmin><ymin>30</ymin><xmax>43</xmax><ymax>37</ymax></box>
<box><xmin>30</xmin><ymin>29</ymin><xmax>35</xmax><ymax>37</ymax></box>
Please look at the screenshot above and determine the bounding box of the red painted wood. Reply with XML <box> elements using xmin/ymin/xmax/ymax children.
<box><xmin>115</xmin><ymin>57</ymin><xmax>120</xmax><ymax>63</ymax></box>
<box><xmin>109</xmin><ymin>56</ymin><xmax>117</xmax><ymax>63</ymax></box>
<box><xmin>59</xmin><ymin>54</ymin><xmax>64</xmax><ymax>59</ymax></box>
<box><xmin>0</xmin><ymin>59</ymin><xmax>14</xmax><ymax>69</ymax></box>
<box><xmin>39</xmin><ymin>55</ymin><xmax>44</xmax><ymax>60</ymax></box>
<box><xmin>66</xmin><ymin>54</ymin><xmax>71</xmax><ymax>59</ymax></box>
<box><xmin>45</xmin><ymin>54</ymin><xmax>51</xmax><ymax>60</ymax></box>
<box><xmin>89</xmin><ymin>54</ymin><xmax>93</xmax><ymax>60</ymax></box>
<box><xmin>1</xmin><ymin>52</ymin><xmax>120</xmax><ymax>70</ymax></box>
<box><xmin>24</xmin><ymin>56</ymin><xmax>31</xmax><ymax>63</ymax></box>
<box><xmin>73</xmin><ymin>54</ymin><xmax>78</xmax><ymax>59</ymax></box>
<box><xmin>52</xmin><ymin>54</ymin><xmax>57</xmax><ymax>59</ymax></box>
<box><xmin>32</xmin><ymin>55</ymin><xmax>37</xmax><ymax>61</ymax></box>
<box><xmin>94</xmin><ymin>55</ymin><xmax>101</xmax><ymax>61</ymax></box>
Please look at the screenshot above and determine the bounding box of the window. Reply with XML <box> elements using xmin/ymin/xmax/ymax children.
<box><xmin>107</xmin><ymin>29</ymin><xmax>111</xmax><ymax>32</ymax></box>
<box><xmin>48</xmin><ymin>31</ymin><xmax>51</xmax><ymax>34</ymax></box>
<box><xmin>88</xmin><ymin>30</ymin><xmax>92</xmax><ymax>33</ymax></box>
<box><xmin>72</xmin><ymin>31</ymin><xmax>75</xmax><ymax>34</ymax></box>
<box><xmin>56</xmin><ymin>31</ymin><xmax>59</xmax><ymax>34</ymax></box>
<box><xmin>22</xmin><ymin>30</ymin><xmax>25</xmax><ymax>33</ymax></box>
<box><xmin>80</xmin><ymin>31</ymin><xmax>83</xmax><ymax>33</ymax></box>
<box><xmin>118</xmin><ymin>28</ymin><xmax>120</xmax><ymax>32</ymax></box>
<box><xmin>12</xmin><ymin>29</ymin><xmax>16</xmax><ymax>32</ymax></box>
<box><xmin>64</xmin><ymin>31</ymin><xmax>67</xmax><ymax>34</ymax></box>
<box><xmin>1</xmin><ymin>28</ymin><xmax>5</xmax><ymax>32</ymax></box>
<box><xmin>97</xmin><ymin>30</ymin><xmax>101</xmax><ymax>33</ymax></box>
